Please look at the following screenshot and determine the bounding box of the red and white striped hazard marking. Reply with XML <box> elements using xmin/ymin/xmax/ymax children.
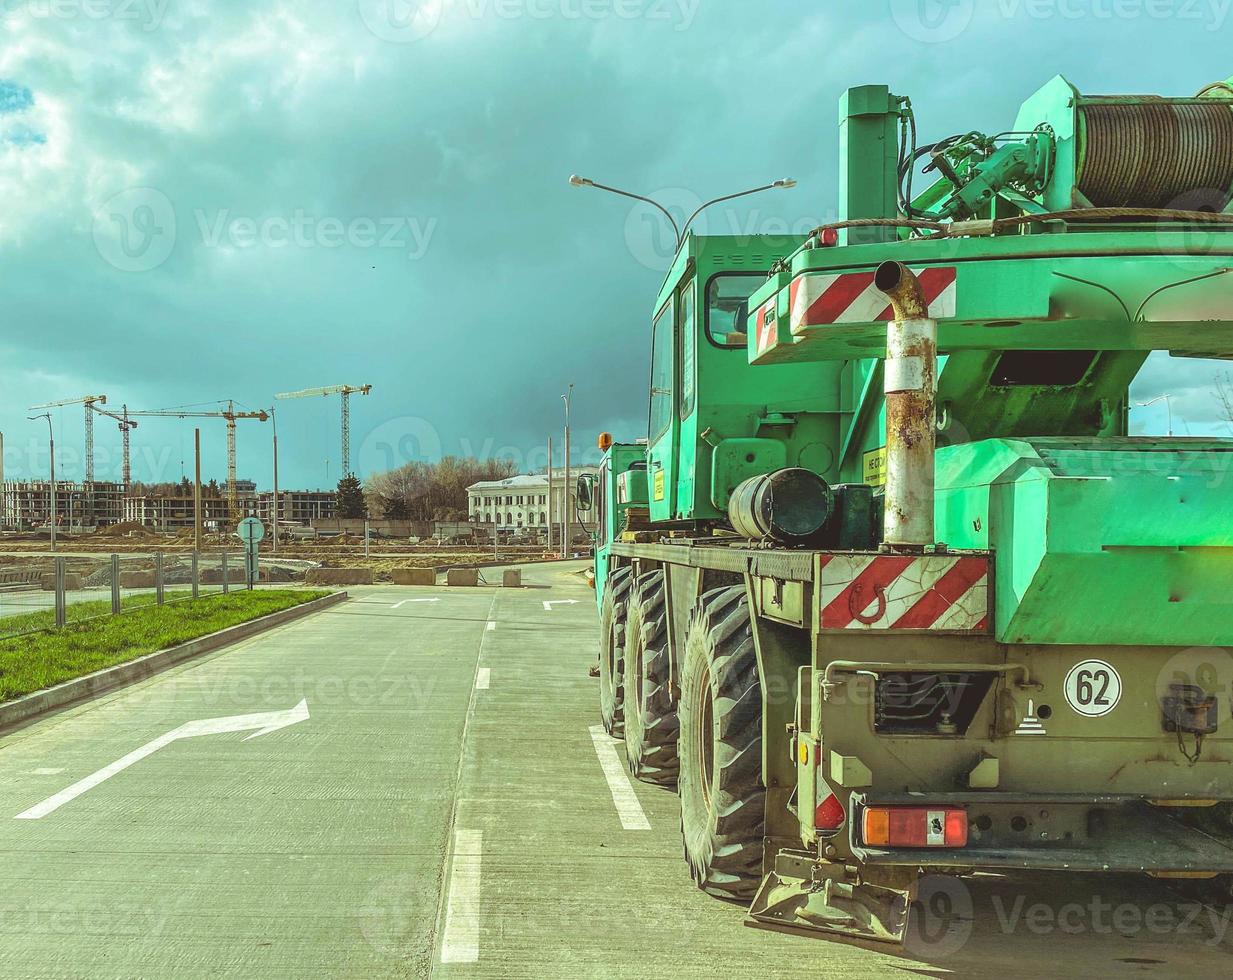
<box><xmin>790</xmin><ymin>266</ymin><xmax>957</xmax><ymax>331</ymax></box>
<box><xmin>754</xmin><ymin>298</ymin><xmax>777</xmax><ymax>354</ymax></box>
<box><xmin>819</xmin><ymin>553</ymin><xmax>989</xmax><ymax>632</ymax></box>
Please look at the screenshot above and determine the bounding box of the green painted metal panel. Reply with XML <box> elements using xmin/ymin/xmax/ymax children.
<box><xmin>641</xmin><ymin>235</ymin><xmax>847</xmax><ymax>523</ymax></box>
<box><xmin>838</xmin><ymin>85</ymin><xmax>902</xmax><ymax>246</ymax></box>
<box><xmin>593</xmin><ymin>442</ymin><xmax>647</xmax><ymax>609</ymax></box>
<box><xmin>709</xmin><ymin>438</ymin><xmax>788</xmax><ymax>511</ymax></box>
<box><xmin>936</xmin><ymin>438</ymin><xmax>1233</xmax><ymax>646</ymax></box>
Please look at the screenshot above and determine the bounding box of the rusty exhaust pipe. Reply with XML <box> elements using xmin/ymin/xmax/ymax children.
<box><xmin>875</xmin><ymin>261</ymin><xmax>936</xmax><ymax>550</ymax></box>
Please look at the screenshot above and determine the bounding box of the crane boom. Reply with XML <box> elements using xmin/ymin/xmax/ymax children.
<box><xmin>275</xmin><ymin>383</ymin><xmax>372</xmax><ymax>476</ymax></box>
<box><xmin>126</xmin><ymin>403</ymin><xmax>269</xmax><ymax>521</ymax></box>
<box><xmin>30</xmin><ymin>394</ymin><xmax>107</xmax><ymax>410</ymax></box>
<box><xmin>126</xmin><ymin>409</ymin><xmax>269</xmax><ymax>420</ymax></box>
<box><xmin>275</xmin><ymin>384</ymin><xmax>372</xmax><ymax>400</ymax></box>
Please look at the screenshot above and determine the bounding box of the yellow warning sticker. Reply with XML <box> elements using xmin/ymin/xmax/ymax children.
<box><xmin>863</xmin><ymin>447</ymin><xmax>887</xmax><ymax>488</ymax></box>
<box><xmin>653</xmin><ymin>469</ymin><xmax>666</xmax><ymax>502</ymax></box>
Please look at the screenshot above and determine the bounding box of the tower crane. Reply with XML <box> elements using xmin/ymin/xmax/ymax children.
<box><xmin>125</xmin><ymin>402</ymin><xmax>269</xmax><ymax>520</ymax></box>
<box><xmin>91</xmin><ymin>404</ymin><xmax>137</xmax><ymax>492</ymax></box>
<box><xmin>29</xmin><ymin>394</ymin><xmax>109</xmax><ymax>524</ymax></box>
<box><xmin>275</xmin><ymin>384</ymin><xmax>372</xmax><ymax>477</ymax></box>
<box><xmin>28</xmin><ymin>394</ymin><xmax>108</xmax><ymax>484</ymax></box>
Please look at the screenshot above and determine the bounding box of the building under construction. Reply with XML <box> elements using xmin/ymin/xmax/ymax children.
<box><xmin>258</xmin><ymin>490</ymin><xmax>336</xmax><ymax>526</ymax></box>
<box><xmin>122</xmin><ymin>494</ymin><xmax>240</xmax><ymax>530</ymax></box>
<box><xmin>1</xmin><ymin>481</ymin><xmax>124</xmax><ymax>529</ymax></box>
<box><xmin>0</xmin><ymin>480</ymin><xmax>337</xmax><ymax>533</ymax></box>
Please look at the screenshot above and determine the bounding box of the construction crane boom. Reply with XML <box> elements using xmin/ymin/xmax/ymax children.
<box><xmin>275</xmin><ymin>383</ymin><xmax>372</xmax><ymax>477</ymax></box>
<box><xmin>29</xmin><ymin>394</ymin><xmax>107</xmax><ymax>484</ymax></box>
<box><xmin>125</xmin><ymin>402</ymin><xmax>269</xmax><ymax>520</ymax></box>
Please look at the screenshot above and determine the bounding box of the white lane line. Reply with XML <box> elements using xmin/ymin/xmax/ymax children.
<box><xmin>392</xmin><ymin>598</ymin><xmax>440</xmax><ymax>609</ymax></box>
<box><xmin>440</xmin><ymin>828</ymin><xmax>483</xmax><ymax>963</ymax></box>
<box><xmin>485</xmin><ymin>620</ymin><xmax>496</xmax><ymax>632</ymax></box>
<box><xmin>475</xmin><ymin>668</ymin><xmax>491</xmax><ymax>691</ymax></box>
<box><xmin>588</xmin><ymin>726</ymin><xmax>651</xmax><ymax>831</ymax></box>
<box><xmin>431</xmin><ymin>594</ymin><xmax>496</xmax><ymax>968</ymax></box>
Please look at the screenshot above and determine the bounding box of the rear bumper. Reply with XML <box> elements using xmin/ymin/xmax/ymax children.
<box><xmin>849</xmin><ymin>792</ymin><xmax>1233</xmax><ymax>874</ymax></box>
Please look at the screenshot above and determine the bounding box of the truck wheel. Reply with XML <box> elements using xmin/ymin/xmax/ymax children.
<box><xmin>678</xmin><ymin>585</ymin><xmax>765</xmax><ymax>900</ymax></box>
<box><xmin>623</xmin><ymin>570</ymin><xmax>679</xmax><ymax>786</ymax></box>
<box><xmin>599</xmin><ymin>566</ymin><xmax>634</xmax><ymax>738</ymax></box>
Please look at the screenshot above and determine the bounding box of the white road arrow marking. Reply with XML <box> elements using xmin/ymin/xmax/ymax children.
<box><xmin>392</xmin><ymin>598</ymin><xmax>441</xmax><ymax>608</ymax></box>
<box><xmin>15</xmin><ymin>700</ymin><xmax>310</xmax><ymax>820</ymax></box>
<box><xmin>542</xmin><ymin>600</ymin><xmax>579</xmax><ymax>611</ymax></box>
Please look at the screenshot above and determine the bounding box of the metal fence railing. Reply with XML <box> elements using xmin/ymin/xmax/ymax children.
<box><xmin>0</xmin><ymin>551</ymin><xmax>257</xmax><ymax>642</ymax></box>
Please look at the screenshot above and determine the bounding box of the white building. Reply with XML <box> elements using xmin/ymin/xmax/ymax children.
<box><xmin>467</xmin><ymin>468</ymin><xmax>599</xmax><ymax>533</ymax></box>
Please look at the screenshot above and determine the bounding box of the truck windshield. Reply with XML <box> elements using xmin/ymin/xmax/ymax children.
<box><xmin>706</xmin><ymin>274</ymin><xmax>764</xmax><ymax>348</ymax></box>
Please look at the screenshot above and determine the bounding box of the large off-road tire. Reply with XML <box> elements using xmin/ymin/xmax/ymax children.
<box><xmin>678</xmin><ymin>585</ymin><xmax>765</xmax><ymax>901</ymax></box>
<box><xmin>599</xmin><ymin>566</ymin><xmax>634</xmax><ymax>738</ymax></box>
<box><xmin>622</xmin><ymin>570</ymin><xmax>680</xmax><ymax>786</ymax></box>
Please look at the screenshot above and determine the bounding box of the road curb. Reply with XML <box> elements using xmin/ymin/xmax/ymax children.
<box><xmin>0</xmin><ymin>591</ymin><xmax>350</xmax><ymax>733</ymax></box>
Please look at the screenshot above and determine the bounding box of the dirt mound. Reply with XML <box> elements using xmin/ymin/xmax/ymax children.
<box><xmin>94</xmin><ymin>521</ymin><xmax>166</xmax><ymax>542</ymax></box>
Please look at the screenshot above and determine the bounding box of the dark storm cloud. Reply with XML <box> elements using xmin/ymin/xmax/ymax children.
<box><xmin>0</xmin><ymin>1</ymin><xmax>1230</xmax><ymax>486</ymax></box>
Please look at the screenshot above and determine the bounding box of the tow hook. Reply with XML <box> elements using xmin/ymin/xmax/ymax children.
<box><xmin>1163</xmin><ymin>683</ymin><xmax>1218</xmax><ymax>763</ymax></box>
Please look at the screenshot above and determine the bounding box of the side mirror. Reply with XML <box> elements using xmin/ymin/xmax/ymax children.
<box><xmin>575</xmin><ymin>473</ymin><xmax>596</xmax><ymax>513</ymax></box>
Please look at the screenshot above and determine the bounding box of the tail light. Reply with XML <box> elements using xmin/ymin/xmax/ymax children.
<box><xmin>862</xmin><ymin>806</ymin><xmax>968</xmax><ymax>848</ymax></box>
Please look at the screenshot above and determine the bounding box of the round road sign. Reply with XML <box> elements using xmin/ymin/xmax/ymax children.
<box><xmin>236</xmin><ymin>517</ymin><xmax>266</xmax><ymax>544</ymax></box>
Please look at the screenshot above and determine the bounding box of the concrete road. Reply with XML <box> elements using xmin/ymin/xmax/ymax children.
<box><xmin>0</xmin><ymin>562</ymin><xmax>1229</xmax><ymax>978</ymax></box>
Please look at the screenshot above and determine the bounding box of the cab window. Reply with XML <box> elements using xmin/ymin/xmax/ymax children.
<box><xmin>679</xmin><ymin>285</ymin><xmax>696</xmax><ymax>419</ymax></box>
<box><xmin>705</xmin><ymin>274</ymin><xmax>763</xmax><ymax>348</ymax></box>
<box><xmin>597</xmin><ymin>461</ymin><xmax>609</xmax><ymax>546</ymax></box>
<box><xmin>649</xmin><ymin>297</ymin><xmax>674</xmax><ymax>441</ymax></box>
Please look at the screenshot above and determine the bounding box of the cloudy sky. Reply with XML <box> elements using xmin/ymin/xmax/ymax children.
<box><xmin>0</xmin><ymin>0</ymin><xmax>1230</xmax><ymax>490</ymax></box>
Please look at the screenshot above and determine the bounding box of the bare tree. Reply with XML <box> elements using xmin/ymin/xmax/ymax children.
<box><xmin>366</xmin><ymin>457</ymin><xmax>518</xmax><ymax>520</ymax></box>
<box><xmin>1217</xmin><ymin>372</ymin><xmax>1233</xmax><ymax>432</ymax></box>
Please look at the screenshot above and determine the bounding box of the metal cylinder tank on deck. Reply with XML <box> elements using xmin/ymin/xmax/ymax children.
<box><xmin>728</xmin><ymin>469</ymin><xmax>834</xmax><ymax>546</ymax></box>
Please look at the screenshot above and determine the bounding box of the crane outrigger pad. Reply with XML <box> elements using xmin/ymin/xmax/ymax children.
<box><xmin>747</xmin><ymin>851</ymin><xmax>911</xmax><ymax>944</ymax></box>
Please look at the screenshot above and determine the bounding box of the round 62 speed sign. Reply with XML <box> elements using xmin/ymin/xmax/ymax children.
<box><xmin>1064</xmin><ymin>659</ymin><xmax>1122</xmax><ymax>718</ymax></box>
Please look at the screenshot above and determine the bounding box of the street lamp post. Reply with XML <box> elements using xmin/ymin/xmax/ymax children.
<box><xmin>270</xmin><ymin>406</ymin><xmax>279</xmax><ymax>556</ymax></box>
<box><xmin>28</xmin><ymin>413</ymin><xmax>56</xmax><ymax>552</ymax></box>
<box><xmin>568</xmin><ymin>175</ymin><xmax>796</xmax><ymax>251</ymax></box>
<box><xmin>562</xmin><ymin>384</ymin><xmax>573</xmax><ymax>555</ymax></box>
<box><xmin>1136</xmin><ymin>394</ymin><xmax>1175</xmax><ymax>437</ymax></box>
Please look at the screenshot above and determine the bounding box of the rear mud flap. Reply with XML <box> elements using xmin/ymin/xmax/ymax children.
<box><xmin>746</xmin><ymin>853</ymin><xmax>911</xmax><ymax>943</ymax></box>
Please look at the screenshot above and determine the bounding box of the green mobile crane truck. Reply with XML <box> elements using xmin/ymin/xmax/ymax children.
<box><xmin>576</xmin><ymin>75</ymin><xmax>1233</xmax><ymax>943</ymax></box>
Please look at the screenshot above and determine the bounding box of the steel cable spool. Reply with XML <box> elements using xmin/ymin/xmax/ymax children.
<box><xmin>1078</xmin><ymin>99</ymin><xmax>1233</xmax><ymax>211</ymax></box>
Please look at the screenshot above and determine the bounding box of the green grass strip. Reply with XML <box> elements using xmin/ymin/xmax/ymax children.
<box><xmin>0</xmin><ymin>591</ymin><xmax>197</xmax><ymax>636</ymax></box>
<box><xmin>0</xmin><ymin>590</ymin><xmax>331</xmax><ymax>702</ymax></box>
